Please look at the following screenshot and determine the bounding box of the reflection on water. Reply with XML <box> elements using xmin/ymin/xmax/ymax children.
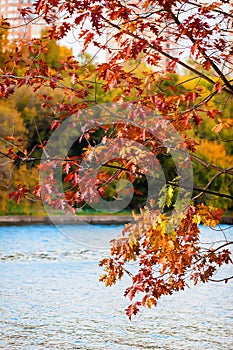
<box><xmin>0</xmin><ymin>224</ymin><xmax>232</xmax><ymax>349</ymax></box>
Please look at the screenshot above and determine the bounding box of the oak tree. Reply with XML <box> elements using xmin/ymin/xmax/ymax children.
<box><xmin>0</xmin><ymin>0</ymin><xmax>233</xmax><ymax>318</ymax></box>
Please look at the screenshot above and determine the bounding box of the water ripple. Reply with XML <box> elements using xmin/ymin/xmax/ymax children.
<box><xmin>0</xmin><ymin>224</ymin><xmax>232</xmax><ymax>349</ymax></box>
<box><xmin>0</xmin><ymin>249</ymin><xmax>104</xmax><ymax>262</ymax></box>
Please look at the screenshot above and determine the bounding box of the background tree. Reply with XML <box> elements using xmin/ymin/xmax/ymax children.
<box><xmin>0</xmin><ymin>0</ymin><xmax>232</xmax><ymax>318</ymax></box>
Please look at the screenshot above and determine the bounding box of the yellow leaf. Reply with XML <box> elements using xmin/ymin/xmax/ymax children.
<box><xmin>128</xmin><ymin>234</ymin><xmax>138</xmax><ymax>249</ymax></box>
<box><xmin>192</xmin><ymin>214</ymin><xmax>201</xmax><ymax>225</ymax></box>
<box><xmin>212</xmin><ymin>123</ymin><xmax>222</xmax><ymax>134</ymax></box>
<box><xmin>167</xmin><ymin>240</ymin><xmax>175</xmax><ymax>250</ymax></box>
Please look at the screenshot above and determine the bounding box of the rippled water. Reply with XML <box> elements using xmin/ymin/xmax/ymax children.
<box><xmin>0</xmin><ymin>224</ymin><xmax>232</xmax><ymax>349</ymax></box>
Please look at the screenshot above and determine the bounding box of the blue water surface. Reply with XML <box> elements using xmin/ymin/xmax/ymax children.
<box><xmin>0</xmin><ymin>224</ymin><xmax>232</xmax><ymax>349</ymax></box>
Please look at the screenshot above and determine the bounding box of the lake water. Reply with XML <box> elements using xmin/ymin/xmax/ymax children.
<box><xmin>0</xmin><ymin>224</ymin><xmax>232</xmax><ymax>349</ymax></box>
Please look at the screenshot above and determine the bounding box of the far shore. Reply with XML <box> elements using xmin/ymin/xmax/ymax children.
<box><xmin>0</xmin><ymin>214</ymin><xmax>132</xmax><ymax>225</ymax></box>
<box><xmin>0</xmin><ymin>214</ymin><xmax>232</xmax><ymax>225</ymax></box>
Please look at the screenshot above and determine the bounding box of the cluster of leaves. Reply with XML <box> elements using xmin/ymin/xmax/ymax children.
<box><xmin>0</xmin><ymin>0</ymin><xmax>232</xmax><ymax>317</ymax></box>
<box><xmin>100</xmin><ymin>203</ymin><xmax>231</xmax><ymax>320</ymax></box>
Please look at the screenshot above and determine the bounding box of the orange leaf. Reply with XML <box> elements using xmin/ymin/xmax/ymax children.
<box><xmin>5</xmin><ymin>135</ymin><xmax>15</xmax><ymax>141</ymax></box>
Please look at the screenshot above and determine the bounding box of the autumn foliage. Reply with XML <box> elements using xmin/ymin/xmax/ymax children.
<box><xmin>0</xmin><ymin>0</ymin><xmax>233</xmax><ymax>318</ymax></box>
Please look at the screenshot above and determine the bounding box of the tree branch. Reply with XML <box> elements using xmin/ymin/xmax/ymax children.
<box><xmin>209</xmin><ymin>276</ymin><xmax>233</xmax><ymax>283</ymax></box>
<box><xmin>193</xmin><ymin>170</ymin><xmax>226</xmax><ymax>201</ymax></box>
<box><xmin>186</xmin><ymin>1</ymin><xmax>233</xmax><ymax>19</ymax></box>
<box><xmin>190</xmin><ymin>154</ymin><xmax>233</xmax><ymax>175</ymax></box>
<box><xmin>168</xmin><ymin>8</ymin><xmax>233</xmax><ymax>93</ymax></box>
<box><xmin>100</xmin><ymin>16</ymin><xmax>233</xmax><ymax>95</ymax></box>
<box><xmin>103</xmin><ymin>164</ymin><xmax>233</xmax><ymax>200</ymax></box>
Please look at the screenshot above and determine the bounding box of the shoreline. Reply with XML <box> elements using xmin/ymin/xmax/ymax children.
<box><xmin>0</xmin><ymin>214</ymin><xmax>232</xmax><ymax>225</ymax></box>
<box><xmin>0</xmin><ymin>215</ymin><xmax>133</xmax><ymax>225</ymax></box>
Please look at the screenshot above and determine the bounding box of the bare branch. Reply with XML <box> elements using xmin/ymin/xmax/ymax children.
<box><xmin>209</xmin><ymin>276</ymin><xmax>233</xmax><ymax>283</ymax></box>
<box><xmin>191</xmin><ymin>154</ymin><xmax>233</xmax><ymax>175</ymax></box>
